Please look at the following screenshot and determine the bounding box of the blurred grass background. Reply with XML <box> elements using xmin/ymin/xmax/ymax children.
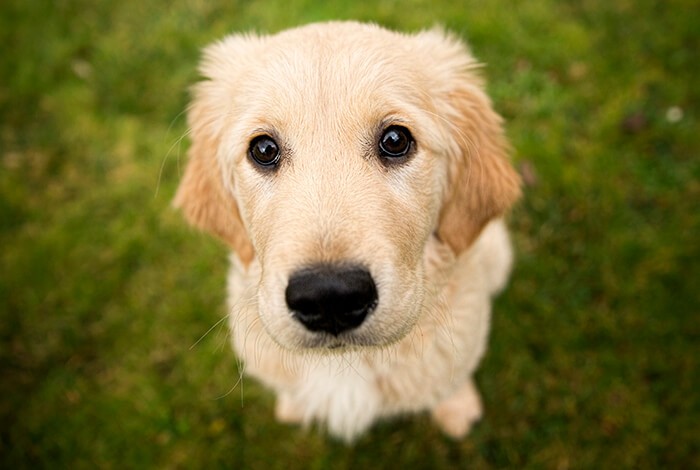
<box><xmin>1</xmin><ymin>0</ymin><xmax>698</xmax><ymax>468</ymax></box>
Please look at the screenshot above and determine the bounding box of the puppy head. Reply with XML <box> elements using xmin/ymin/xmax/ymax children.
<box><xmin>174</xmin><ymin>22</ymin><xmax>520</xmax><ymax>351</ymax></box>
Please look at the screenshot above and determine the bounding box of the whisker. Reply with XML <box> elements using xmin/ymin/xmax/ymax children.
<box><xmin>214</xmin><ymin>372</ymin><xmax>245</xmax><ymax>400</ymax></box>
<box><xmin>155</xmin><ymin>125</ymin><xmax>191</xmax><ymax>199</ymax></box>
<box><xmin>190</xmin><ymin>313</ymin><xmax>230</xmax><ymax>350</ymax></box>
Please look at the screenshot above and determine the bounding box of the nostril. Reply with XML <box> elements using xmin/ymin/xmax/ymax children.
<box><xmin>285</xmin><ymin>265</ymin><xmax>378</xmax><ymax>336</ymax></box>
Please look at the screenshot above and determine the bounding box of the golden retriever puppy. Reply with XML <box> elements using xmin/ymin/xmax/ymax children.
<box><xmin>174</xmin><ymin>21</ymin><xmax>520</xmax><ymax>442</ymax></box>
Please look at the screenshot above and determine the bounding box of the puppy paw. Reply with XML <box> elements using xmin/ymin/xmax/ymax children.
<box><xmin>431</xmin><ymin>380</ymin><xmax>483</xmax><ymax>439</ymax></box>
<box><xmin>274</xmin><ymin>393</ymin><xmax>305</xmax><ymax>425</ymax></box>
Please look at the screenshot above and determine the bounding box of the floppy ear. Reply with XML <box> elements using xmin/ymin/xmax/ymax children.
<box><xmin>173</xmin><ymin>38</ymin><xmax>258</xmax><ymax>265</ymax></box>
<box><xmin>437</xmin><ymin>84</ymin><xmax>521</xmax><ymax>253</ymax></box>
<box><xmin>430</xmin><ymin>35</ymin><xmax>521</xmax><ymax>254</ymax></box>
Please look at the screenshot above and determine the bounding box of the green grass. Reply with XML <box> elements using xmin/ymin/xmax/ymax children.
<box><xmin>1</xmin><ymin>0</ymin><xmax>697</xmax><ymax>468</ymax></box>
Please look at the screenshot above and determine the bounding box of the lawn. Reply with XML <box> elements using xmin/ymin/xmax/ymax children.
<box><xmin>1</xmin><ymin>0</ymin><xmax>698</xmax><ymax>468</ymax></box>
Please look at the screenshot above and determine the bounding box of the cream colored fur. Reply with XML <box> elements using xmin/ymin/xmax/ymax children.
<box><xmin>174</xmin><ymin>21</ymin><xmax>520</xmax><ymax>442</ymax></box>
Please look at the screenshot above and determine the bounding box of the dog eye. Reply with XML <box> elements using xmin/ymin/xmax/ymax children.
<box><xmin>249</xmin><ymin>135</ymin><xmax>281</xmax><ymax>167</ymax></box>
<box><xmin>378</xmin><ymin>126</ymin><xmax>413</xmax><ymax>159</ymax></box>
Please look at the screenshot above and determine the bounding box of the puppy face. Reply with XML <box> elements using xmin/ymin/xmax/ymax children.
<box><xmin>175</xmin><ymin>22</ymin><xmax>520</xmax><ymax>351</ymax></box>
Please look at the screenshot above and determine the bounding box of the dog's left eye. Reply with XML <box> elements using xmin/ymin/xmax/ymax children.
<box><xmin>378</xmin><ymin>125</ymin><xmax>414</xmax><ymax>160</ymax></box>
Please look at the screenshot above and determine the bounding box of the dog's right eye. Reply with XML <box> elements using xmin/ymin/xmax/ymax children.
<box><xmin>249</xmin><ymin>135</ymin><xmax>281</xmax><ymax>168</ymax></box>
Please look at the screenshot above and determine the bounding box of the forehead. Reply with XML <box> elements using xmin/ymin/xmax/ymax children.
<box><xmin>234</xmin><ymin>29</ymin><xmax>435</xmax><ymax>136</ymax></box>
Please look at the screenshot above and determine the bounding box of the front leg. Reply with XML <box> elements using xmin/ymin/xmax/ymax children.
<box><xmin>431</xmin><ymin>379</ymin><xmax>483</xmax><ymax>438</ymax></box>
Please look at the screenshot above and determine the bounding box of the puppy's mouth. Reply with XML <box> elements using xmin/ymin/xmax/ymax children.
<box><xmin>260</xmin><ymin>261</ymin><xmax>424</xmax><ymax>352</ymax></box>
<box><xmin>297</xmin><ymin>331</ymin><xmax>378</xmax><ymax>352</ymax></box>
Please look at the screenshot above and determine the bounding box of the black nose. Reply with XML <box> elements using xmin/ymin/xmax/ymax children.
<box><xmin>285</xmin><ymin>265</ymin><xmax>378</xmax><ymax>336</ymax></box>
